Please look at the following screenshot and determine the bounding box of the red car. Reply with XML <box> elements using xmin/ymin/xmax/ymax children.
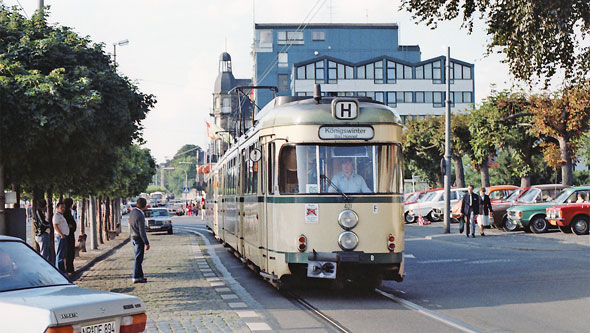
<box><xmin>546</xmin><ymin>203</ymin><xmax>590</xmax><ymax>235</ymax></box>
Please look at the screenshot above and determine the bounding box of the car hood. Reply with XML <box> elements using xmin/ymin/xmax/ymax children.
<box><xmin>1</xmin><ymin>285</ymin><xmax>145</xmax><ymax>326</ymax></box>
<box><xmin>146</xmin><ymin>216</ymin><xmax>171</xmax><ymax>221</ymax></box>
<box><xmin>509</xmin><ymin>202</ymin><xmax>563</xmax><ymax>212</ymax></box>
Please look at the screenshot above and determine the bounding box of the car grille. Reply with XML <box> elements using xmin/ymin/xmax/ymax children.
<box><xmin>148</xmin><ymin>220</ymin><xmax>162</xmax><ymax>226</ymax></box>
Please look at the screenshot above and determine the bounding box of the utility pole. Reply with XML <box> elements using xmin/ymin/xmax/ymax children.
<box><xmin>443</xmin><ymin>46</ymin><xmax>452</xmax><ymax>234</ymax></box>
<box><xmin>39</xmin><ymin>0</ymin><xmax>44</xmax><ymax>10</ymax></box>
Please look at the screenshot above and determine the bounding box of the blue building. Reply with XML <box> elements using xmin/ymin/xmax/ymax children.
<box><xmin>253</xmin><ymin>23</ymin><xmax>475</xmax><ymax>123</ymax></box>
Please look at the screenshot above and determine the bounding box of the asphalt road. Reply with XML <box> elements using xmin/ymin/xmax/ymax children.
<box><xmin>172</xmin><ymin>216</ymin><xmax>590</xmax><ymax>333</ymax></box>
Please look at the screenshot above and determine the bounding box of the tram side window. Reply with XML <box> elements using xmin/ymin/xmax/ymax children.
<box><xmin>278</xmin><ymin>145</ymin><xmax>318</xmax><ymax>194</ymax></box>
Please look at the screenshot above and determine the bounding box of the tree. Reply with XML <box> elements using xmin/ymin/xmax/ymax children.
<box><xmin>527</xmin><ymin>85</ymin><xmax>590</xmax><ymax>185</ymax></box>
<box><xmin>164</xmin><ymin>144</ymin><xmax>202</xmax><ymax>196</ymax></box>
<box><xmin>400</xmin><ymin>0</ymin><xmax>590</xmax><ymax>85</ymax></box>
<box><xmin>432</xmin><ymin>113</ymin><xmax>472</xmax><ymax>187</ymax></box>
<box><xmin>403</xmin><ymin>117</ymin><xmax>446</xmax><ymax>187</ymax></box>
<box><xmin>468</xmin><ymin>97</ymin><xmax>502</xmax><ymax>187</ymax></box>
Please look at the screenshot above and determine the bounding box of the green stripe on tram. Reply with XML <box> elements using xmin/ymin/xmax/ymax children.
<box><xmin>219</xmin><ymin>195</ymin><xmax>403</xmax><ymax>204</ymax></box>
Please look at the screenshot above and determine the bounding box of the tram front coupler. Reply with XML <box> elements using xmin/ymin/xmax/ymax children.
<box><xmin>306</xmin><ymin>252</ymin><xmax>338</xmax><ymax>279</ymax></box>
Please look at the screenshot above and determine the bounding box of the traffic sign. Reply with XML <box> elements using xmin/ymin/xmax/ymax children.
<box><xmin>183</xmin><ymin>187</ymin><xmax>190</xmax><ymax>193</ymax></box>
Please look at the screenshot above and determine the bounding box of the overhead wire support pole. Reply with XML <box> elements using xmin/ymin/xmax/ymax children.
<box><xmin>444</xmin><ymin>47</ymin><xmax>452</xmax><ymax>234</ymax></box>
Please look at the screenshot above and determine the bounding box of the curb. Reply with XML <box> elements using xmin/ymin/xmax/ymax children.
<box><xmin>71</xmin><ymin>237</ymin><xmax>130</xmax><ymax>281</ymax></box>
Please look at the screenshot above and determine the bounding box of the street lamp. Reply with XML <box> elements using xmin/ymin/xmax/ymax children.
<box><xmin>112</xmin><ymin>39</ymin><xmax>129</xmax><ymax>65</ymax></box>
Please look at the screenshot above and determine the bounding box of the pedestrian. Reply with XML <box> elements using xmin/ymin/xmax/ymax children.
<box><xmin>129</xmin><ymin>197</ymin><xmax>150</xmax><ymax>283</ymax></box>
<box><xmin>63</xmin><ymin>198</ymin><xmax>77</xmax><ymax>275</ymax></box>
<box><xmin>186</xmin><ymin>201</ymin><xmax>192</xmax><ymax>216</ymax></box>
<box><xmin>53</xmin><ymin>201</ymin><xmax>70</xmax><ymax>273</ymax></box>
<box><xmin>192</xmin><ymin>203</ymin><xmax>198</xmax><ymax>216</ymax></box>
<box><xmin>460</xmin><ymin>185</ymin><xmax>480</xmax><ymax>238</ymax></box>
<box><xmin>478</xmin><ymin>188</ymin><xmax>493</xmax><ymax>236</ymax></box>
<box><xmin>201</xmin><ymin>196</ymin><xmax>206</xmax><ymax>220</ymax></box>
<box><xmin>33</xmin><ymin>198</ymin><xmax>52</xmax><ymax>262</ymax></box>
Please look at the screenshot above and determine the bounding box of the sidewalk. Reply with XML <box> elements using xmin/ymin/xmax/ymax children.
<box><xmin>406</xmin><ymin>223</ymin><xmax>590</xmax><ymax>252</ymax></box>
<box><xmin>71</xmin><ymin>232</ymin><xmax>130</xmax><ymax>281</ymax></box>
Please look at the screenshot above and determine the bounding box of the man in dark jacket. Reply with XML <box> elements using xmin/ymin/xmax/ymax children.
<box><xmin>63</xmin><ymin>198</ymin><xmax>77</xmax><ymax>275</ymax></box>
<box><xmin>461</xmin><ymin>185</ymin><xmax>481</xmax><ymax>238</ymax></box>
<box><xmin>129</xmin><ymin>197</ymin><xmax>150</xmax><ymax>283</ymax></box>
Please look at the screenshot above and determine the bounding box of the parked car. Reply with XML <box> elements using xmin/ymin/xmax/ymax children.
<box><xmin>403</xmin><ymin>188</ymin><xmax>442</xmax><ymax>223</ymax></box>
<box><xmin>546</xmin><ymin>201</ymin><xmax>590</xmax><ymax>235</ymax></box>
<box><xmin>167</xmin><ymin>203</ymin><xmax>185</xmax><ymax>216</ymax></box>
<box><xmin>450</xmin><ymin>185</ymin><xmax>520</xmax><ymax>222</ymax></box>
<box><xmin>493</xmin><ymin>184</ymin><xmax>567</xmax><ymax>231</ymax></box>
<box><xmin>406</xmin><ymin>188</ymin><xmax>467</xmax><ymax>223</ymax></box>
<box><xmin>144</xmin><ymin>208</ymin><xmax>173</xmax><ymax>234</ymax></box>
<box><xmin>0</xmin><ymin>236</ymin><xmax>147</xmax><ymax>332</ymax></box>
<box><xmin>507</xmin><ymin>186</ymin><xmax>590</xmax><ymax>233</ymax></box>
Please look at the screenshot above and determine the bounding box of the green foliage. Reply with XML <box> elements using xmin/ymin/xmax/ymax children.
<box><xmin>0</xmin><ymin>5</ymin><xmax>156</xmax><ymax>197</ymax></box>
<box><xmin>402</xmin><ymin>117</ymin><xmax>444</xmax><ymax>187</ymax></box>
<box><xmin>573</xmin><ymin>171</ymin><xmax>590</xmax><ymax>186</ymax></box>
<box><xmin>468</xmin><ymin>95</ymin><xmax>502</xmax><ymax>167</ymax></box>
<box><xmin>577</xmin><ymin>132</ymin><xmax>590</xmax><ymax>168</ymax></box>
<box><xmin>162</xmin><ymin>144</ymin><xmax>202</xmax><ymax>196</ymax></box>
<box><xmin>400</xmin><ymin>0</ymin><xmax>590</xmax><ymax>85</ymax></box>
<box><xmin>146</xmin><ymin>185</ymin><xmax>168</xmax><ymax>194</ymax></box>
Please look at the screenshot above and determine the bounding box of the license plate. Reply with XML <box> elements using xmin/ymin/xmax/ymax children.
<box><xmin>151</xmin><ymin>225</ymin><xmax>161</xmax><ymax>229</ymax></box>
<box><xmin>82</xmin><ymin>321</ymin><xmax>116</xmax><ymax>333</ymax></box>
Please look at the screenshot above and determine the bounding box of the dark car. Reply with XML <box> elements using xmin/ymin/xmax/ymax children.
<box><xmin>494</xmin><ymin>184</ymin><xmax>568</xmax><ymax>231</ymax></box>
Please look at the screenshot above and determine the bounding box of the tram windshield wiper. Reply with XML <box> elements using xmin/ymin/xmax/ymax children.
<box><xmin>320</xmin><ymin>174</ymin><xmax>350</xmax><ymax>201</ymax></box>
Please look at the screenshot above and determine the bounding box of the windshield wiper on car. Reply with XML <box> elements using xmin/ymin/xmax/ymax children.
<box><xmin>320</xmin><ymin>174</ymin><xmax>350</xmax><ymax>201</ymax></box>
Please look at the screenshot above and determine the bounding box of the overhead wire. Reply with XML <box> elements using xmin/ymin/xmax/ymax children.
<box><xmin>15</xmin><ymin>0</ymin><xmax>29</xmax><ymax>19</ymax></box>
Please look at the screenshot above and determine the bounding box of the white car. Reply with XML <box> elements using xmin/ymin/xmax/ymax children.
<box><xmin>145</xmin><ymin>208</ymin><xmax>173</xmax><ymax>234</ymax></box>
<box><xmin>405</xmin><ymin>188</ymin><xmax>467</xmax><ymax>222</ymax></box>
<box><xmin>0</xmin><ymin>236</ymin><xmax>147</xmax><ymax>332</ymax></box>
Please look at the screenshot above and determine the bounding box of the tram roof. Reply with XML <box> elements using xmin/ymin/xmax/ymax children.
<box><xmin>254</xmin><ymin>96</ymin><xmax>402</xmax><ymax>129</ymax></box>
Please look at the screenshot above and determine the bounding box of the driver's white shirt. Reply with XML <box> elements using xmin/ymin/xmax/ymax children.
<box><xmin>329</xmin><ymin>172</ymin><xmax>372</xmax><ymax>193</ymax></box>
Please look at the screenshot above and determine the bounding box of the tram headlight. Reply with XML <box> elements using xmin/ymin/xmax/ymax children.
<box><xmin>338</xmin><ymin>209</ymin><xmax>358</xmax><ymax>230</ymax></box>
<box><xmin>338</xmin><ymin>231</ymin><xmax>359</xmax><ymax>251</ymax></box>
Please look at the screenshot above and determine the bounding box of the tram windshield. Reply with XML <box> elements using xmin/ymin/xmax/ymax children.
<box><xmin>278</xmin><ymin>144</ymin><xmax>403</xmax><ymax>194</ymax></box>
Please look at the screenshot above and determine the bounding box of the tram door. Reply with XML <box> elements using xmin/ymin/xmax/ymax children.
<box><xmin>261</xmin><ymin>142</ymin><xmax>274</xmax><ymax>273</ymax></box>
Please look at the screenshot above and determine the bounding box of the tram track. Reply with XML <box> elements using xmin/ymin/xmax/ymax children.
<box><xmin>283</xmin><ymin>291</ymin><xmax>352</xmax><ymax>333</ymax></box>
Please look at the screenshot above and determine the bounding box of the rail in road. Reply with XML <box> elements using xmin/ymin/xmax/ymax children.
<box><xmin>176</xmin><ymin>222</ymin><xmax>480</xmax><ymax>332</ymax></box>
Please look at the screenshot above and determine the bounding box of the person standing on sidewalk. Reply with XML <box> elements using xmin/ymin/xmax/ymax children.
<box><xmin>129</xmin><ymin>197</ymin><xmax>150</xmax><ymax>283</ymax></box>
<box><xmin>33</xmin><ymin>199</ymin><xmax>52</xmax><ymax>262</ymax></box>
<box><xmin>460</xmin><ymin>185</ymin><xmax>480</xmax><ymax>238</ymax></box>
<box><xmin>63</xmin><ymin>198</ymin><xmax>77</xmax><ymax>275</ymax></box>
<box><xmin>478</xmin><ymin>188</ymin><xmax>493</xmax><ymax>236</ymax></box>
<box><xmin>53</xmin><ymin>201</ymin><xmax>70</xmax><ymax>273</ymax></box>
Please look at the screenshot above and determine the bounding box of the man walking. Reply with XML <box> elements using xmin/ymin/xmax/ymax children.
<box><xmin>63</xmin><ymin>198</ymin><xmax>77</xmax><ymax>275</ymax></box>
<box><xmin>461</xmin><ymin>185</ymin><xmax>481</xmax><ymax>238</ymax></box>
<box><xmin>129</xmin><ymin>197</ymin><xmax>150</xmax><ymax>283</ymax></box>
<box><xmin>53</xmin><ymin>201</ymin><xmax>70</xmax><ymax>273</ymax></box>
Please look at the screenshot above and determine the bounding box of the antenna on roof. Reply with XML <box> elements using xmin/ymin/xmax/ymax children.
<box><xmin>313</xmin><ymin>84</ymin><xmax>322</xmax><ymax>104</ymax></box>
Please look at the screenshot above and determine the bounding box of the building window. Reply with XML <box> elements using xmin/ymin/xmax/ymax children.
<box><xmin>424</xmin><ymin>63</ymin><xmax>432</xmax><ymax>79</ymax></box>
<box><xmin>328</xmin><ymin>61</ymin><xmax>337</xmax><ymax>84</ymax></box>
<box><xmin>375</xmin><ymin>61</ymin><xmax>384</xmax><ymax>84</ymax></box>
<box><xmin>336</xmin><ymin>63</ymin><xmax>354</xmax><ymax>80</ymax></box>
<box><xmin>312</xmin><ymin>31</ymin><xmax>325</xmax><ymax>41</ymax></box>
<box><xmin>404</xmin><ymin>92</ymin><xmax>413</xmax><ymax>103</ymax></box>
<box><xmin>375</xmin><ymin>92</ymin><xmax>384</xmax><ymax>103</ymax></box>
<box><xmin>387</xmin><ymin>92</ymin><xmax>396</xmax><ymax>107</ymax></box>
<box><xmin>463</xmin><ymin>91</ymin><xmax>473</xmax><ymax>103</ymax></box>
<box><xmin>433</xmin><ymin>92</ymin><xmax>444</xmax><ymax>107</ymax></box>
<box><xmin>278</xmin><ymin>74</ymin><xmax>289</xmax><ymax>90</ymax></box>
<box><xmin>415</xmin><ymin>66</ymin><xmax>423</xmax><ymax>79</ymax></box>
<box><xmin>278</xmin><ymin>52</ymin><xmax>288</xmax><ymax>68</ymax></box>
<box><xmin>415</xmin><ymin>91</ymin><xmax>424</xmax><ymax>103</ymax></box>
<box><xmin>400</xmin><ymin>115</ymin><xmax>407</xmax><ymax>124</ymax></box>
<box><xmin>258</xmin><ymin>30</ymin><xmax>273</xmax><ymax>48</ymax></box>
<box><xmin>396</xmin><ymin>63</ymin><xmax>412</xmax><ymax>79</ymax></box>
<box><xmin>357</xmin><ymin>92</ymin><xmax>367</xmax><ymax>97</ymax></box>
<box><xmin>425</xmin><ymin>92</ymin><xmax>433</xmax><ymax>103</ymax></box>
<box><xmin>386</xmin><ymin>61</ymin><xmax>396</xmax><ymax>83</ymax></box>
<box><xmin>357</xmin><ymin>65</ymin><xmax>366</xmax><ymax>79</ymax></box>
<box><xmin>452</xmin><ymin>62</ymin><xmax>473</xmax><ymax>80</ymax></box>
<box><xmin>433</xmin><ymin>61</ymin><xmax>442</xmax><ymax>83</ymax></box>
<box><xmin>278</xmin><ymin>31</ymin><xmax>304</xmax><ymax>45</ymax></box>
<box><xmin>315</xmin><ymin>61</ymin><xmax>324</xmax><ymax>83</ymax></box>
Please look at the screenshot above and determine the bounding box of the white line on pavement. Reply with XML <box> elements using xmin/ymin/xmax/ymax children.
<box><xmin>405</xmin><ymin>254</ymin><xmax>416</xmax><ymax>258</ymax></box>
<box><xmin>375</xmin><ymin>289</ymin><xmax>481</xmax><ymax>333</ymax></box>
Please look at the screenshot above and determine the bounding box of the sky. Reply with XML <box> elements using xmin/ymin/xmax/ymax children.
<box><xmin>5</xmin><ymin>0</ymin><xmax>514</xmax><ymax>163</ymax></box>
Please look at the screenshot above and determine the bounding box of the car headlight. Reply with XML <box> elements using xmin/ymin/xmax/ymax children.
<box><xmin>338</xmin><ymin>209</ymin><xmax>358</xmax><ymax>230</ymax></box>
<box><xmin>338</xmin><ymin>231</ymin><xmax>359</xmax><ymax>251</ymax></box>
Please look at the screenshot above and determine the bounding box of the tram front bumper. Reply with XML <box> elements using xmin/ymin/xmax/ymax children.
<box><xmin>293</xmin><ymin>251</ymin><xmax>403</xmax><ymax>281</ymax></box>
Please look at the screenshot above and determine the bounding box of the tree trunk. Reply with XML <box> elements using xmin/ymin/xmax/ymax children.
<box><xmin>105</xmin><ymin>198</ymin><xmax>111</xmax><ymax>238</ymax></box>
<box><xmin>558</xmin><ymin>136</ymin><xmax>573</xmax><ymax>186</ymax></box>
<box><xmin>46</xmin><ymin>189</ymin><xmax>56</xmax><ymax>265</ymax></box>
<box><xmin>0</xmin><ymin>163</ymin><xmax>6</xmax><ymax>235</ymax></box>
<box><xmin>89</xmin><ymin>196</ymin><xmax>98</xmax><ymax>250</ymax></box>
<box><xmin>480</xmin><ymin>163</ymin><xmax>490</xmax><ymax>187</ymax></box>
<box><xmin>520</xmin><ymin>176</ymin><xmax>531</xmax><ymax>188</ymax></box>
<box><xmin>80</xmin><ymin>199</ymin><xmax>86</xmax><ymax>234</ymax></box>
<box><xmin>98</xmin><ymin>198</ymin><xmax>104</xmax><ymax>244</ymax></box>
<box><xmin>452</xmin><ymin>155</ymin><xmax>465</xmax><ymax>188</ymax></box>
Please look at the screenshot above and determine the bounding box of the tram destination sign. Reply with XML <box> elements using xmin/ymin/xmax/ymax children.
<box><xmin>319</xmin><ymin>126</ymin><xmax>374</xmax><ymax>140</ymax></box>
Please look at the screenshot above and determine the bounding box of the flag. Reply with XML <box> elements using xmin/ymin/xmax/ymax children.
<box><xmin>205</xmin><ymin>121</ymin><xmax>233</xmax><ymax>144</ymax></box>
<box><xmin>206</xmin><ymin>121</ymin><xmax>217</xmax><ymax>140</ymax></box>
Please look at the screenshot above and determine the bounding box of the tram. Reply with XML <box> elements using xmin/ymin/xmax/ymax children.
<box><xmin>205</xmin><ymin>90</ymin><xmax>405</xmax><ymax>287</ymax></box>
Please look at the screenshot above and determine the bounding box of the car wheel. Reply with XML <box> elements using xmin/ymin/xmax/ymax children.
<box><xmin>404</xmin><ymin>212</ymin><xmax>415</xmax><ymax>224</ymax></box>
<box><xmin>427</xmin><ymin>212</ymin><xmax>441</xmax><ymax>222</ymax></box>
<box><xmin>570</xmin><ymin>216</ymin><xmax>589</xmax><ymax>235</ymax></box>
<box><xmin>558</xmin><ymin>225</ymin><xmax>572</xmax><ymax>233</ymax></box>
<box><xmin>504</xmin><ymin>218</ymin><xmax>518</xmax><ymax>232</ymax></box>
<box><xmin>530</xmin><ymin>216</ymin><xmax>548</xmax><ymax>234</ymax></box>
<box><xmin>168</xmin><ymin>228</ymin><xmax>173</xmax><ymax>235</ymax></box>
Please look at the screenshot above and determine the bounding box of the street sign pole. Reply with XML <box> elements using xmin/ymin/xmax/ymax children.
<box><xmin>444</xmin><ymin>46</ymin><xmax>452</xmax><ymax>234</ymax></box>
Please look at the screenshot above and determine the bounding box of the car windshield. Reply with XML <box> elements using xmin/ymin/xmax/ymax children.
<box><xmin>278</xmin><ymin>144</ymin><xmax>403</xmax><ymax>194</ymax></box>
<box><xmin>518</xmin><ymin>188</ymin><xmax>541</xmax><ymax>203</ymax></box>
<box><xmin>506</xmin><ymin>189</ymin><xmax>522</xmax><ymax>202</ymax></box>
<box><xmin>145</xmin><ymin>209</ymin><xmax>169</xmax><ymax>217</ymax></box>
<box><xmin>420</xmin><ymin>191</ymin><xmax>438</xmax><ymax>202</ymax></box>
<box><xmin>554</xmin><ymin>189</ymin><xmax>573</xmax><ymax>203</ymax></box>
<box><xmin>0</xmin><ymin>241</ymin><xmax>70</xmax><ymax>292</ymax></box>
<box><xmin>405</xmin><ymin>192</ymin><xmax>419</xmax><ymax>202</ymax></box>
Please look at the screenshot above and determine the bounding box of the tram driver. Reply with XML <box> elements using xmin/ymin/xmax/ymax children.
<box><xmin>329</xmin><ymin>157</ymin><xmax>372</xmax><ymax>193</ymax></box>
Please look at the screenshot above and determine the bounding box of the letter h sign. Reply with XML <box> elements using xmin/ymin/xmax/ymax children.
<box><xmin>331</xmin><ymin>99</ymin><xmax>359</xmax><ymax>120</ymax></box>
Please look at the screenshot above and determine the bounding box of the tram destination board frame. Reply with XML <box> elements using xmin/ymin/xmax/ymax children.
<box><xmin>318</xmin><ymin>125</ymin><xmax>374</xmax><ymax>140</ymax></box>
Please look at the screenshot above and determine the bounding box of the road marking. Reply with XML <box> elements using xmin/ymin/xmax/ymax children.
<box><xmin>469</xmin><ymin>259</ymin><xmax>513</xmax><ymax>264</ymax></box>
<box><xmin>228</xmin><ymin>302</ymin><xmax>248</xmax><ymax>308</ymax></box>
<box><xmin>405</xmin><ymin>254</ymin><xmax>416</xmax><ymax>258</ymax></box>
<box><xmin>246</xmin><ymin>322</ymin><xmax>272</xmax><ymax>331</ymax></box>
<box><xmin>221</xmin><ymin>294</ymin><xmax>239</xmax><ymax>300</ymax></box>
<box><xmin>375</xmin><ymin>289</ymin><xmax>481</xmax><ymax>333</ymax></box>
<box><xmin>418</xmin><ymin>259</ymin><xmax>466</xmax><ymax>264</ymax></box>
<box><xmin>236</xmin><ymin>310</ymin><xmax>260</xmax><ymax>318</ymax></box>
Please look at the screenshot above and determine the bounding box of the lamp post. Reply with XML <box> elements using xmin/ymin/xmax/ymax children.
<box><xmin>112</xmin><ymin>39</ymin><xmax>129</xmax><ymax>66</ymax></box>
